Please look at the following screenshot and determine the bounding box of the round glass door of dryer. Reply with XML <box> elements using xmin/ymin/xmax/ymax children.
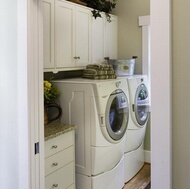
<box><xmin>134</xmin><ymin>84</ymin><xmax>149</xmax><ymax>126</ymax></box>
<box><xmin>105</xmin><ymin>90</ymin><xmax>129</xmax><ymax>141</ymax></box>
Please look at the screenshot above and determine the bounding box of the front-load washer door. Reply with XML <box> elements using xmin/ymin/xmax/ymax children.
<box><xmin>105</xmin><ymin>89</ymin><xmax>129</xmax><ymax>141</ymax></box>
<box><xmin>134</xmin><ymin>83</ymin><xmax>149</xmax><ymax>126</ymax></box>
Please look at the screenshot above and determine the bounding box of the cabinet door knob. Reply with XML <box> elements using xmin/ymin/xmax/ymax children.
<box><xmin>52</xmin><ymin>145</ymin><xmax>57</xmax><ymax>149</ymax></box>
<box><xmin>52</xmin><ymin>162</ymin><xmax>58</xmax><ymax>166</ymax></box>
<box><xmin>53</xmin><ymin>184</ymin><xmax>58</xmax><ymax>187</ymax></box>
<box><xmin>74</xmin><ymin>56</ymin><xmax>80</xmax><ymax>59</ymax></box>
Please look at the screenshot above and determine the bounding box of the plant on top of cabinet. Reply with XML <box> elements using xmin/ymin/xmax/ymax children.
<box><xmin>81</xmin><ymin>0</ymin><xmax>117</xmax><ymax>22</ymax></box>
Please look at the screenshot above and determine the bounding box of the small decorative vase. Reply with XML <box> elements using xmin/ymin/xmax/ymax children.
<box><xmin>44</xmin><ymin>103</ymin><xmax>62</xmax><ymax>125</ymax></box>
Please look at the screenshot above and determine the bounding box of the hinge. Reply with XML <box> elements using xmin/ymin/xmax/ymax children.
<box><xmin>35</xmin><ymin>142</ymin><xmax>39</xmax><ymax>155</ymax></box>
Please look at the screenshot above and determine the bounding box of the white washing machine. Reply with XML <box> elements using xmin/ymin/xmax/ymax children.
<box><xmin>52</xmin><ymin>78</ymin><xmax>130</xmax><ymax>189</ymax></box>
<box><xmin>123</xmin><ymin>75</ymin><xmax>150</xmax><ymax>182</ymax></box>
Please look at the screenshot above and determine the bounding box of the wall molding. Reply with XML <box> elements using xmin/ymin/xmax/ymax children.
<box><xmin>144</xmin><ymin>150</ymin><xmax>151</xmax><ymax>164</ymax></box>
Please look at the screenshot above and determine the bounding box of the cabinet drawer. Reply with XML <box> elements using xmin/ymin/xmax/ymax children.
<box><xmin>45</xmin><ymin>162</ymin><xmax>74</xmax><ymax>189</ymax></box>
<box><xmin>45</xmin><ymin>131</ymin><xmax>74</xmax><ymax>158</ymax></box>
<box><xmin>45</xmin><ymin>146</ymin><xmax>74</xmax><ymax>176</ymax></box>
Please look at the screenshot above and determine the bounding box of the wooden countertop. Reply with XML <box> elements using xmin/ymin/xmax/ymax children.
<box><xmin>44</xmin><ymin>123</ymin><xmax>76</xmax><ymax>141</ymax></box>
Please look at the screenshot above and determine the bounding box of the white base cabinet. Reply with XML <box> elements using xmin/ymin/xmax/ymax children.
<box><xmin>45</xmin><ymin>130</ymin><xmax>75</xmax><ymax>189</ymax></box>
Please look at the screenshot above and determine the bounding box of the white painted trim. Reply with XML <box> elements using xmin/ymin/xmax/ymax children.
<box><xmin>139</xmin><ymin>15</ymin><xmax>150</xmax><ymax>26</ymax></box>
<box><xmin>151</xmin><ymin>0</ymin><xmax>172</xmax><ymax>188</ymax></box>
<box><xmin>138</xmin><ymin>16</ymin><xmax>150</xmax><ymax>79</ymax></box>
<box><xmin>138</xmin><ymin>16</ymin><xmax>151</xmax><ymax>108</ymax></box>
<box><xmin>27</xmin><ymin>0</ymin><xmax>44</xmax><ymax>188</ymax></box>
<box><xmin>17</xmin><ymin>0</ymin><xmax>30</xmax><ymax>188</ymax></box>
<box><xmin>38</xmin><ymin>1</ymin><xmax>45</xmax><ymax>189</ymax></box>
<box><xmin>144</xmin><ymin>150</ymin><xmax>151</xmax><ymax>164</ymax></box>
<box><xmin>141</xmin><ymin>26</ymin><xmax>150</xmax><ymax>77</ymax></box>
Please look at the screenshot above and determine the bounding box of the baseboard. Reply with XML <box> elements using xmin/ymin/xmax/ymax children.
<box><xmin>144</xmin><ymin>150</ymin><xmax>151</xmax><ymax>163</ymax></box>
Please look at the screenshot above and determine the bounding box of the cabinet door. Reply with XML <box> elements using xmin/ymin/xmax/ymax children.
<box><xmin>55</xmin><ymin>0</ymin><xmax>75</xmax><ymax>68</ymax></box>
<box><xmin>105</xmin><ymin>15</ymin><xmax>118</xmax><ymax>59</ymax></box>
<box><xmin>75</xmin><ymin>6</ymin><xmax>92</xmax><ymax>67</ymax></box>
<box><xmin>43</xmin><ymin>0</ymin><xmax>55</xmax><ymax>69</ymax></box>
<box><xmin>92</xmin><ymin>14</ymin><xmax>105</xmax><ymax>64</ymax></box>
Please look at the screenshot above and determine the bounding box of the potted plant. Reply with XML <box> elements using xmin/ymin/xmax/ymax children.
<box><xmin>44</xmin><ymin>80</ymin><xmax>60</xmax><ymax>104</ymax></box>
<box><xmin>81</xmin><ymin>0</ymin><xmax>117</xmax><ymax>22</ymax></box>
<box><xmin>44</xmin><ymin>80</ymin><xmax>62</xmax><ymax>125</ymax></box>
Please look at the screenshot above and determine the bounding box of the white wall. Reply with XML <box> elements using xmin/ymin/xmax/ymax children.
<box><xmin>0</xmin><ymin>1</ymin><xmax>19</xmax><ymax>188</ymax></box>
<box><xmin>0</xmin><ymin>1</ymin><xmax>30</xmax><ymax>189</ymax></box>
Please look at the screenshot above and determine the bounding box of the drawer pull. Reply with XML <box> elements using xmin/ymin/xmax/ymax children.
<box><xmin>52</xmin><ymin>145</ymin><xmax>57</xmax><ymax>149</ymax></box>
<box><xmin>52</xmin><ymin>162</ymin><xmax>58</xmax><ymax>166</ymax></box>
<box><xmin>53</xmin><ymin>184</ymin><xmax>58</xmax><ymax>187</ymax></box>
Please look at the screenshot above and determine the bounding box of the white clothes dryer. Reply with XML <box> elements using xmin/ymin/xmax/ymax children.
<box><xmin>123</xmin><ymin>75</ymin><xmax>150</xmax><ymax>182</ymax></box>
<box><xmin>52</xmin><ymin>78</ymin><xmax>130</xmax><ymax>189</ymax></box>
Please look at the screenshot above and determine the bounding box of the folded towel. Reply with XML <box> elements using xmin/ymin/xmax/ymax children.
<box><xmin>83</xmin><ymin>64</ymin><xmax>116</xmax><ymax>80</ymax></box>
<box><xmin>107</xmin><ymin>69</ymin><xmax>115</xmax><ymax>75</ymax></box>
<box><xmin>86</xmin><ymin>64</ymin><xmax>113</xmax><ymax>71</ymax></box>
<box><xmin>83</xmin><ymin>69</ymin><xmax>98</xmax><ymax>75</ymax></box>
<box><xmin>108</xmin><ymin>74</ymin><xmax>117</xmax><ymax>79</ymax></box>
<box><xmin>83</xmin><ymin>75</ymin><xmax>109</xmax><ymax>80</ymax></box>
<box><xmin>86</xmin><ymin>64</ymin><xmax>104</xmax><ymax>70</ymax></box>
<box><xmin>83</xmin><ymin>69</ymin><xmax>107</xmax><ymax>76</ymax></box>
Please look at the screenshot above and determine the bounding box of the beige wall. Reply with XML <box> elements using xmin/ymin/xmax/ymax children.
<box><xmin>173</xmin><ymin>0</ymin><xmax>190</xmax><ymax>188</ymax></box>
<box><xmin>113</xmin><ymin>0</ymin><xmax>150</xmax><ymax>74</ymax></box>
<box><xmin>113</xmin><ymin>0</ymin><xmax>151</xmax><ymax>151</ymax></box>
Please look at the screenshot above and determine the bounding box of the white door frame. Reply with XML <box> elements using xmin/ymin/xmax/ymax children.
<box><xmin>23</xmin><ymin>0</ymin><xmax>172</xmax><ymax>188</ymax></box>
<box><xmin>27</xmin><ymin>0</ymin><xmax>44</xmax><ymax>189</ymax></box>
<box><xmin>151</xmin><ymin>0</ymin><xmax>172</xmax><ymax>188</ymax></box>
<box><xmin>18</xmin><ymin>0</ymin><xmax>44</xmax><ymax>188</ymax></box>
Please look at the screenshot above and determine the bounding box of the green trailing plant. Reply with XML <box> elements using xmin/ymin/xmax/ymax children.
<box><xmin>81</xmin><ymin>0</ymin><xmax>117</xmax><ymax>22</ymax></box>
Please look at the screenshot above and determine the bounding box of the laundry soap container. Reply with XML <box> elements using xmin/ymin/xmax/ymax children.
<box><xmin>107</xmin><ymin>56</ymin><xmax>137</xmax><ymax>76</ymax></box>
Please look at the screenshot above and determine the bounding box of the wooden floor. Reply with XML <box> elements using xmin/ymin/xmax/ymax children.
<box><xmin>123</xmin><ymin>163</ymin><xmax>151</xmax><ymax>189</ymax></box>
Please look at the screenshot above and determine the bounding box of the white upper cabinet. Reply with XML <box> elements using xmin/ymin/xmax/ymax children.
<box><xmin>92</xmin><ymin>14</ymin><xmax>105</xmax><ymax>64</ymax></box>
<box><xmin>55</xmin><ymin>1</ymin><xmax>75</xmax><ymax>69</ymax></box>
<box><xmin>43</xmin><ymin>0</ymin><xmax>55</xmax><ymax>70</ymax></box>
<box><xmin>105</xmin><ymin>15</ymin><xmax>118</xmax><ymax>59</ymax></box>
<box><xmin>92</xmin><ymin>14</ymin><xmax>118</xmax><ymax>64</ymax></box>
<box><xmin>43</xmin><ymin>0</ymin><xmax>92</xmax><ymax>73</ymax></box>
<box><xmin>75</xmin><ymin>6</ymin><xmax>92</xmax><ymax>67</ymax></box>
<box><xmin>43</xmin><ymin>0</ymin><xmax>117</xmax><ymax>73</ymax></box>
<box><xmin>55</xmin><ymin>1</ymin><xmax>92</xmax><ymax>70</ymax></box>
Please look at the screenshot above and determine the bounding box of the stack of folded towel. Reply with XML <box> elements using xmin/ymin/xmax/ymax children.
<box><xmin>83</xmin><ymin>64</ymin><xmax>117</xmax><ymax>79</ymax></box>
